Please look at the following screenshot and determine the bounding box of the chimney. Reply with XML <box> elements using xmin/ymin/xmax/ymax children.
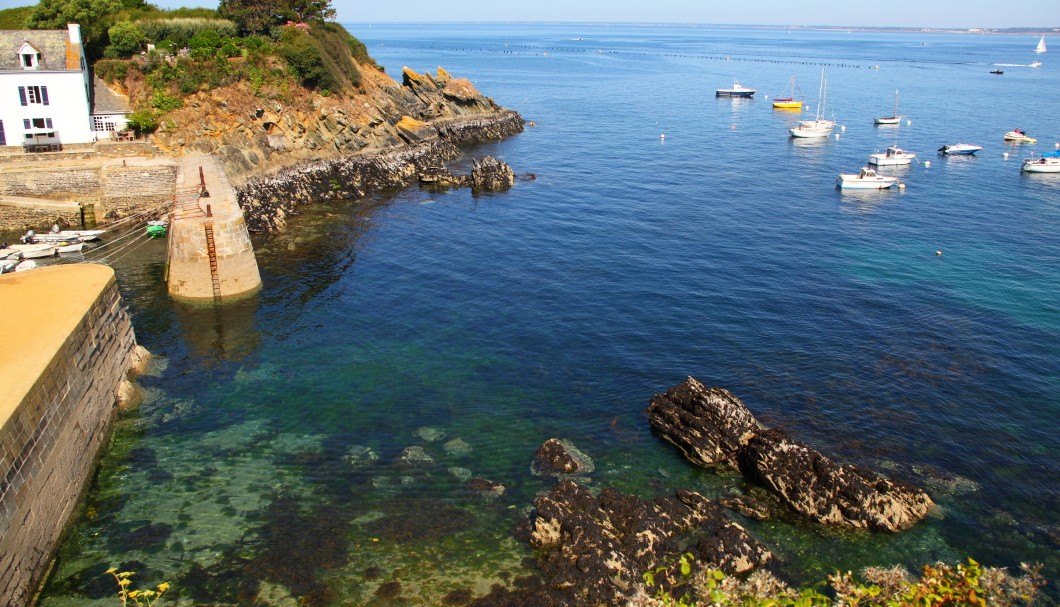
<box><xmin>66</xmin><ymin>24</ymin><xmax>82</xmax><ymax>70</ymax></box>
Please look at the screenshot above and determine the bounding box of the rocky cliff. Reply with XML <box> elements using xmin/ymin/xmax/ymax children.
<box><xmin>149</xmin><ymin>64</ymin><xmax>523</xmax><ymax>232</ymax></box>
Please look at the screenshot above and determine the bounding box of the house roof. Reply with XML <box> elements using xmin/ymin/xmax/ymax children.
<box><xmin>0</xmin><ymin>29</ymin><xmax>73</xmax><ymax>71</ymax></box>
<box><xmin>91</xmin><ymin>76</ymin><xmax>131</xmax><ymax>114</ymax></box>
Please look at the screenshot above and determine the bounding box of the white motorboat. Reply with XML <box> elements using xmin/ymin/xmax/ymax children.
<box><xmin>1004</xmin><ymin>130</ymin><xmax>1037</xmax><ymax>144</ymax></box>
<box><xmin>715</xmin><ymin>81</ymin><xmax>757</xmax><ymax>98</ymax></box>
<box><xmin>24</xmin><ymin>229</ymin><xmax>105</xmax><ymax>243</ymax></box>
<box><xmin>14</xmin><ymin>260</ymin><xmax>37</xmax><ymax>272</ymax></box>
<box><xmin>874</xmin><ymin>89</ymin><xmax>902</xmax><ymax>125</ymax></box>
<box><xmin>1021</xmin><ymin>152</ymin><xmax>1060</xmax><ymax>173</ymax></box>
<box><xmin>869</xmin><ymin>146</ymin><xmax>917</xmax><ymax>166</ymax></box>
<box><xmin>938</xmin><ymin>143</ymin><xmax>983</xmax><ymax>155</ymax></box>
<box><xmin>790</xmin><ymin>68</ymin><xmax>834</xmax><ymax>138</ymax></box>
<box><xmin>0</xmin><ymin>258</ymin><xmax>17</xmax><ymax>273</ymax></box>
<box><xmin>56</xmin><ymin>241</ymin><xmax>84</xmax><ymax>254</ymax></box>
<box><xmin>836</xmin><ymin>167</ymin><xmax>899</xmax><ymax>190</ymax></box>
<box><xmin>1029</xmin><ymin>61</ymin><xmax>1042</xmax><ymax>68</ymax></box>
<box><xmin>9</xmin><ymin>243</ymin><xmax>58</xmax><ymax>258</ymax></box>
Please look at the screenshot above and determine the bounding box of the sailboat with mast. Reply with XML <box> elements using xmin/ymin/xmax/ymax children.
<box><xmin>1034</xmin><ymin>36</ymin><xmax>1047</xmax><ymax>53</ymax></box>
<box><xmin>874</xmin><ymin>89</ymin><xmax>902</xmax><ymax>125</ymax></box>
<box><xmin>772</xmin><ymin>74</ymin><xmax>803</xmax><ymax>109</ymax></box>
<box><xmin>789</xmin><ymin>68</ymin><xmax>834</xmax><ymax>138</ymax></box>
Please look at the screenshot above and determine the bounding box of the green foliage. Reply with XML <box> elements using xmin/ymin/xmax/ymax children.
<box><xmin>108</xmin><ymin>20</ymin><xmax>146</xmax><ymax>56</ymax></box>
<box><xmin>136</xmin><ymin>18</ymin><xmax>236</xmax><ymax>48</ymax></box>
<box><xmin>151</xmin><ymin>88</ymin><xmax>182</xmax><ymax>112</ymax></box>
<box><xmin>279</xmin><ymin>28</ymin><xmax>336</xmax><ymax>91</ymax></box>
<box><xmin>0</xmin><ymin>6</ymin><xmax>34</xmax><ymax>29</ymax></box>
<box><xmin>219</xmin><ymin>0</ymin><xmax>334</xmax><ymax>35</ymax></box>
<box><xmin>28</xmin><ymin>0</ymin><xmax>120</xmax><ymax>51</ymax></box>
<box><xmin>105</xmin><ymin>567</ymin><xmax>170</xmax><ymax>606</ymax></box>
<box><xmin>637</xmin><ymin>556</ymin><xmax>1046</xmax><ymax>607</ymax></box>
<box><xmin>125</xmin><ymin>109</ymin><xmax>159</xmax><ymax>134</ymax></box>
<box><xmin>93</xmin><ymin>58</ymin><xmax>129</xmax><ymax>83</ymax></box>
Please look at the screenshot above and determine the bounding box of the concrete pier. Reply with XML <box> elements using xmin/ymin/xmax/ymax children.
<box><xmin>0</xmin><ymin>265</ymin><xmax>138</xmax><ymax>607</ymax></box>
<box><xmin>167</xmin><ymin>155</ymin><xmax>261</xmax><ymax>302</ymax></box>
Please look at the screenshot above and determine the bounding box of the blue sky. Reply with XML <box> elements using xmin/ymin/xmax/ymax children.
<box><xmin>2</xmin><ymin>0</ymin><xmax>1058</xmax><ymax>29</ymax></box>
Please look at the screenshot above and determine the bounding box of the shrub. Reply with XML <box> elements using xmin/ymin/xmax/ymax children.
<box><xmin>278</xmin><ymin>29</ymin><xmax>336</xmax><ymax>91</ymax></box>
<box><xmin>136</xmin><ymin>18</ymin><xmax>237</xmax><ymax>48</ymax></box>
<box><xmin>94</xmin><ymin>59</ymin><xmax>129</xmax><ymax>84</ymax></box>
<box><xmin>125</xmin><ymin>109</ymin><xmax>159</xmax><ymax>134</ymax></box>
<box><xmin>108</xmin><ymin>20</ymin><xmax>147</xmax><ymax>57</ymax></box>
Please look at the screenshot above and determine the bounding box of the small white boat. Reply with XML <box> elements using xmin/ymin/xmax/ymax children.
<box><xmin>14</xmin><ymin>260</ymin><xmax>37</xmax><ymax>272</ymax></box>
<box><xmin>0</xmin><ymin>258</ymin><xmax>18</xmax><ymax>273</ymax></box>
<box><xmin>1035</xmin><ymin>35</ymin><xmax>1047</xmax><ymax>54</ymax></box>
<box><xmin>790</xmin><ymin>68</ymin><xmax>834</xmax><ymax>138</ymax></box>
<box><xmin>874</xmin><ymin>89</ymin><xmax>902</xmax><ymax>125</ymax></box>
<box><xmin>1004</xmin><ymin>130</ymin><xmax>1037</xmax><ymax>144</ymax></box>
<box><xmin>1021</xmin><ymin>152</ymin><xmax>1060</xmax><ymax>173</ymax></box>
<box><xmin>869</xmin><ymin>146</ymin><xmax>917</xmax><ymax>166</ymax></box>
<box><xmin>29</xmin><ymin>229</ymin><xmax>105</xmax><ymax>243</ymax></box>
<box><xmin>836</xmin><ymin>167</ymin><xmax>899</xmax><ymax>190</ymax></box>
<box><xmin>56</xmin><ymin>241</ymin><xmax>84</xmax><ymax>254</ymax></box>
<box><xmin>716</xmin><ymin>81</ymin><xmax>757</xmax><ymax>98</ymax></box>
<box><xmin>1029</xmin><ymin>61</ymin><xmax>1042</xmax><ymax>68</ymax></box>
<box><xmin>9</xmin><ymin>243</ymin><xmax>58</xmax><ymax>258</ymax></box>
<box><xmin>938</xmin><ymin>143</ymin><xmax>982</xmax><ymax>155</ymax></box>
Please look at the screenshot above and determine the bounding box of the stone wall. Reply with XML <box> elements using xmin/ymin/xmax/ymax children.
<box><xmin>0</xmin><ymin>265</ymin><xmax>138</xmax><ymax>607</ymax></box>
<box><xmin>0</xmin><ymin>161</ymin><xmax>176</xmax><ymax>230</ymax></box>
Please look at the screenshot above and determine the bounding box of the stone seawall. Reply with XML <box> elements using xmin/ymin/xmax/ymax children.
<box><xmin>0</xmin><ymin>160</ymin><xmax>176</xmax><ymax>231</ymax></box>
<box><xmin>238</xmin><ymin>110</ymin><xmax>524</xmax><ymax>233</ymax></box>
<box><xmin>0</xmin><ymin>265</ymin><xmax>140</xmax><ymax>607</ymax></box>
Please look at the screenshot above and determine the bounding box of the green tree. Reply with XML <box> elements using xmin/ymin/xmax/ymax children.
<box><xmin>107</xmin><ymin>20</ymin><xmax>145</xmax><ymax>56</ymax></box>
<box><xmin>219</xmin><ymin>0</ymin><xmax>335</xmax><ymax>35</ymax></box>
<box><xmin>28</xmin><ymin>0</ymin><xmax>121</xmax><ymax>56</ymax></box>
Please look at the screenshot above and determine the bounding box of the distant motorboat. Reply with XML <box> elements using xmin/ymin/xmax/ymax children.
<box><xmin>874</xmin><ymin>89</ymin><xmax>902</xmax><ymax>125</ymax></box>
<box><xmin>869</xmin><ymin>145</ymin><xmax>916</xmax><ymax>166</ymax></box>
<box><xmin>1021</xmin><ymin>151</ymin><xmax>1060</xmax><ymax>173</ymax></box>
<box><xmin>1004</xmin><ymin>130</ymin><xmax>1037</xmax><ymax>144</ymax></box>
<box><xmin>990</xmin><ymin>69</ymin><xmax>1004</xmax><ymax>74</ymax></box>
<box><xmin>938</xmin><ymin>143</ymin><xmax>983</xmax><ymax>155</ymax></box>
<box><xmin>772</xmin><ymin>74</ymin><xmax>803</xmax><ymax>109</ymax></box>
<box><xmin>716</xmin><ymin>81</ymin><xmax>757</xmax><ymax>98</ymax></box>
<box><xmin>836</xmin><ymin>167</ymin><xmax>899</xmax><ymax>190</ymax></box>
<box><xmin>1035</xmin><ymin>35</ymin><xmax>1047</xmax><ymax>54</ymax></box>
<box><xmin>1029</xmin><ymin>61</ymin><xmax>1042</xmax><ymax>68</ymax></box>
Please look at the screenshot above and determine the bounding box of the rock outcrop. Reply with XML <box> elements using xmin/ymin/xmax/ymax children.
<box><xmin>146</xmin><ymin>65</ymin><xmax>525</xmax><ymax>232</ymax></box>
<box><xmin>530</xmin><ymin>438</ymin><xmax>595</xmax><ymax>478</ymax></box>
<box><xmin>648</xmin><ymin>377</ymin><xmax>933</xmax><ymax>532</ymax></box>
<box><xmin>471</xmin><ymin>156</ymin><xmax>515</xmax><ymax>193</ymax></box>
<box><xmin>525</xmin><ymin>479</ymin><xmax>772</xmax><ymax>607</ymax></box>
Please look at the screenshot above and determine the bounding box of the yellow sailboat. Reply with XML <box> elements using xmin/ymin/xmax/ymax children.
<box><xmin>772</xmin><ymin>74</ymin><xmax>803</xmax><ymax>110</ymax></box>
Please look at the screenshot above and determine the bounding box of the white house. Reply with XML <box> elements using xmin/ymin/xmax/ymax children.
<box><xmin>0</xmin><ymin>23</ymin><xmax>130</xmax><ymax>150</ymax></box>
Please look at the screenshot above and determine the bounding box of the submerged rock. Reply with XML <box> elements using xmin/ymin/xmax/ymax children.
<box><xmin>442</xmin><ymin>437</ymin><xmax>472</xmax><ymax>457</ymax></box>
<box><xmin>530</xmin><ymin>438</ymin><xmax>595</xmax><ymax>478</ymax></box>
<box><xmin>718</xmin><ymin>493</ymin><xmax>772</xmax><ymax>521</ymax></box>
<box><xmin>526</xmin><ymin>479</ymin><xmax>771</xmax><ymax>607</ymax></box>
<box><xmin>648</xmin><ymin>377</ymin><xmax>933</xmax><ymax>532</ymax></box>
<box><xmin>413</xmin><ymin>426</ymin><xmax>448</xmax><ymax>443</ymax></box>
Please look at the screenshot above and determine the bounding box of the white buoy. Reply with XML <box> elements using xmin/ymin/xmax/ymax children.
<box><xmin>936</xmin><ymin>250</ymin><xmax>942</xmax><ymax>256</ymax></box>
<box><xmin>764</xmin><ymin>95</ymin><xmax>769</xmax><ymax>100</ymax></box>
<box><xmin>906</xmin><ymin>120</ymin><xmax>912</xmax><ymax>126</ymax></box>
<box><xmin>840</xmin><ymin>125</ymin><xmax>847</xmax><ymax>132</ymax></box>
<box><xmin>898</xmin><ymin>182</ymin><xmax>906</xmax><ymax>189</ymax></box>
<box><xmin>834</xmin><ymin>133</ymin><xmax>840</xmax><ymax>140</ymax></box>
<box><xmin>1055</xmin><ymin>142</ymin><xmax>1059</xmax><ymax>149</ymax></box>
<box><xmin>924</xmin><ymin>160</ymin><xmax>931</xmax><ymax>168</ymax></box>
<box><xmin>1003</xmin><ymin>152</ymin><xmax>1009</xmax><ymax>159</ymax></box>
<box><xmin>660</xmin><ymin>133</ymin><xmax>665</xmax><ymax>140</ymax></box>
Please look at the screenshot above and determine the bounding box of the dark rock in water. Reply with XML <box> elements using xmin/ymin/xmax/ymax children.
<box><xmin>466</xmin><ymin>477</ymin><xmax>506</xmax><ymax>499</ymax></box>
<box><xmin>648</xmin><ymin>377</ymin><xmax>933</xmax><ymax>532</ymax></box>
<box><xmin>531</xmin><ymin>438</ymin><xmax>595</xmax><ymax>478</ymax></box>
<box><xmin>519</xmin><ymin>172</ymin><xmax>537</xmax><ymax>181</ymax></box>
<box><xmin>718</xmin><ymin>493</ymin><xmax>772</xmax><ymax>521</ymax></box>
<box><xmin>647</xmin><ymin>377</ymin><xmax>761</xmax><ymax>469</ymax></box>
<box><xmin>740</xmin><ymin>428</ymin><xmax>933</xmax><ymax>532</ymax></box>
<box><xmin>471</xmin><ymin>156</ymin><xmax>515</xmax><ymax>193</ymax></box>
<box><xmin>526</xmin><ymin>479</ymin><xmax>771</xmax><ymax>607</ymax></box>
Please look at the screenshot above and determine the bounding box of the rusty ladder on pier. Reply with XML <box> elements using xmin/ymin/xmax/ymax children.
<box><xmin>198</xmin><ymin>166</ymin><xmax>222</xmax><ymax>303</ymax></box>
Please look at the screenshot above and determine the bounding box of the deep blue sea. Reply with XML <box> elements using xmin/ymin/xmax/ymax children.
<box><xmin>39</xmin><ymin>24</ymin><xmax>1059</xmax><ymax>606</ymax></box>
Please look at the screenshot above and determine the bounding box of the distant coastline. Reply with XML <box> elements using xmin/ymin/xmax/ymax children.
<box><xmin>349</xmin><ymin>21</ymin><xmax>1059</xmax><ymax>36</ymax></box>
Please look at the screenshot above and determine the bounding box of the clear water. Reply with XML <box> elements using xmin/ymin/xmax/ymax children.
<box><xmin>38</xmin><ymin>24</ymin><xmax>1060</xmax><ymax>606</ymax></box>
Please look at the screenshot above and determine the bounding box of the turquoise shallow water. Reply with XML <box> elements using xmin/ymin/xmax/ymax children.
<box><xmin>38</xmin><ymin>24</ymin><xmax>1059</xmax><ymax>606</ymax></box>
